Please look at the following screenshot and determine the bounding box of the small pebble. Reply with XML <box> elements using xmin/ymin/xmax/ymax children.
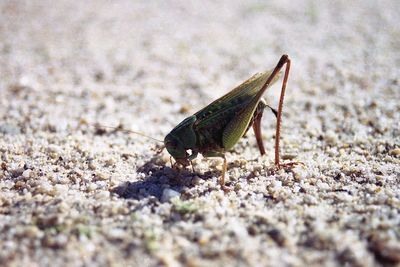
<box><xmin>95</xmin><ymin>191</ymin><xmax>110</xmax><ymax>200</ymax></box>
<box><xmin>389</xmin><ymin>148</ymin><xmax>400</xmax><ymax>157</ymax></box>
<box><xmin>22</xmin><ymin>169</ymin><xmax>31</xmax><ymax>178</ymax></box>
<box><xmin>107</xmin><ymin>228</ymin><xmax>125</xmax><ymax>240</ymax></box>
<box><xmin>87</xmin><ymin>183</ymin><xmax>98</xmax><ymax>192</ymax></box>
<box><xmin>161</xmin><ymin>188</ymin><xmax>181</xmax><ymax>202</ymax></box>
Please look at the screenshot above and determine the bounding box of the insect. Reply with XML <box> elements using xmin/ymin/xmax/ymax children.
<box><xmin>164</xmin><ymin>54</ymin><xmax>299</xmax><ymax>188</ymax></box>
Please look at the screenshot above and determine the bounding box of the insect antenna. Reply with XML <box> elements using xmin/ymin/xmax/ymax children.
<box><xmin>87</xmin><ymin>122</ymin><xmax>164</xmax><ymax>143</ymax></box>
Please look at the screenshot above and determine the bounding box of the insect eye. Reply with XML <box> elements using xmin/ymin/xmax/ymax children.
<box><xmin>165</xmin><ymin>140</ymin><xmax>176</xmax><ymax>148</ymax></box>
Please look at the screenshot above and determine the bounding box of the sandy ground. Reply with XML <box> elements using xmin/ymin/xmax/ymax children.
<box><xmin>1</xmin><ymin>1</ymin><xmax>399</xmax><ymax>266</ymax></box>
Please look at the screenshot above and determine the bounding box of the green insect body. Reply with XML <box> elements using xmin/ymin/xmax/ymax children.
<box><xmin>164</xmin><ymin>55</ymin><xmax>294</xmax><ymax>187</ymax></box>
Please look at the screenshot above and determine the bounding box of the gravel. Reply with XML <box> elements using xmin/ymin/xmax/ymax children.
<box><xmin>0</xmin><ymin>1</ymin><xmax>399</xmax><ymax>267</ymax></box>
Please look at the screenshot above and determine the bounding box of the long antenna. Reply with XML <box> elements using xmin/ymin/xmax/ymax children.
<box><xmin>87</xmin><ymin>123</ymin><xmax>164</xmax><ymax>143</ymax></box>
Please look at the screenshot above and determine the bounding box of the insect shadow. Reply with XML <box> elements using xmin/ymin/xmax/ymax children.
<box><xmin>112</xmin><ymin>156</ymin><xmax>215</xmax><ymax>201</ymax></box>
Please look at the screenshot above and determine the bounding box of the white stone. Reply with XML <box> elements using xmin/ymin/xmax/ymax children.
<box><xmin>161</xmin><ymin>188</ymin><xmax>180</xmax><ymax>202</ymax></box>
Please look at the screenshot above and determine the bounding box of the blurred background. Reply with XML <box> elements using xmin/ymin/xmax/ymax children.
<box><xmin>1</xmin><ymin>0</ymin><xmax>399</xmax><ymax>136</ymax></box>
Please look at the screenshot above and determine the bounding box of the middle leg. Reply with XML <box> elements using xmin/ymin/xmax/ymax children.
<box><xmin>202</xmin><ymin>151</ymin><xmax>228</xmax><ymax>191</ymax></box>
<box><xmin>252</xmin><ymin>99</ymin><xmax>278</xmax><ymax>156</ymax></box>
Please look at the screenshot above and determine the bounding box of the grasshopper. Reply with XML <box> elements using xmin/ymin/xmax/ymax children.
<box><xmin>164</xmin><ymin>54</ymin><xmax>299</xmax><ymax>187</ymax></box>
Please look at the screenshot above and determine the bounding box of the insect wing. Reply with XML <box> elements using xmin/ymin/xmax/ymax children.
<box><xmin>193</xmin><ymin>70</ymin><xmax>280</xmax><ymax>145</ymax></box>
<box><xmin>194</xmin><ymin>70</ymin><xmax>275</xmax><ymax>122</ymax></box>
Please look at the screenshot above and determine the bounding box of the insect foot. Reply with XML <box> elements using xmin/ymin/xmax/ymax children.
<box><xmin>275</xmin><ymin>161</ymin><xmax>305</xmax><ymax>170</ymax></box>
